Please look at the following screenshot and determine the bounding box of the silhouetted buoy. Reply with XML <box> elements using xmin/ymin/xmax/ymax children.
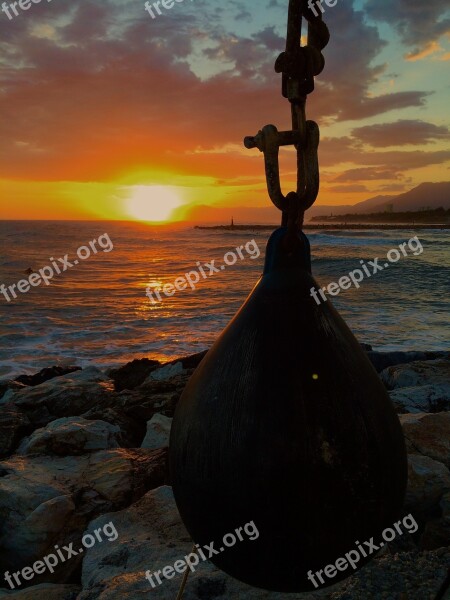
<box><xmin>169</xmin><ymin>228</ymin><xmax>407</xmax><ymax>592</ymax></box>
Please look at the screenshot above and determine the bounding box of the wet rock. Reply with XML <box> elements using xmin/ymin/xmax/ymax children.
<box><xmin>405</xmin><ymin>454</ymin><xmax>450</xmax><ymax>513</ymax></box>
<box><xmin>0</xmin><ymin>404</ymin><xmax>31</xmax><ymax>458</ymax></box>
<box><xmin>11</xmin><ymin>368</ymin><xmax>117</xmax><ymax>428</ymax></box>
<box><xmin>381</xmin><ymin>359</ymin><xmax>450</xmax><ymax>390</ymax></box>
<box><xmin>166</xmin><ymin>350</ymin><xmax>208</xmax><ymax>370</ymax></box>
<box><xmin>368</xmin><ymin>351</ymin><xmax>449</xmax><ymax>374</ymax></box>
<box><xmin>15</xmin><ymin>366</ymin><xmax>82</xmax><ymax>388</ymax></box>
<box><xmin>0</xmin><ymin>448</ymin><xmax>167</xmax><ymax>583</ymax></box>
<box><xmin>141</xmin><ymin>414</ymin><xmax>172</xmax><ymax>450</ymax></box>
<box><xmin>107</xmin><ymin>359</ymin><xmax>161</xmax><ymax>392</ymax></box>
<box><xmin>390</xmin><ymin>384</ymin><xmax>450</xmax><ymax>414</ymax></box>
<box><xmin>0</xmin><ymin>583</ymin><xmax>81</xmax><ymax>599</ymax></box>
<box><xmin>17</xmin><ymin>417</ymin><xmax>121</xmax><ymax>456</ymax></box>
<box><xmin>0</xmin><ymin>380</ymin><xmax>26</xmax><ymax>403</ymax></box>
<box><xmin>121</xmin><ymin>377</ymin><xmax>186</xmax><ymax>422</ymax></box>
<box><xmin>81</xmin><ymin>407</ymin><xmax>145</xmax><ymax>448</ymax></box>
<box><xmin>77</xmin><ymin>486</ymin><xmax>336</xmax><ymax>600</ymax></box>
<box><xmin>148</xmin><ymin>362</ymin><xmax>184</xmax><ymax>382</ymax></box>
<box><xmin>400</xmin><ymin>412</ymin><xmax>450</xmax><ymax>467</ymax></box>
<box><xmin>77</xmin><ymin>485</ymin><xmax>450</xmax><ymax>600</ymax></box>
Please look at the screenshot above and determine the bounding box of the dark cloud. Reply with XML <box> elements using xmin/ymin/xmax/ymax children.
<box><xmin>332</xmin><ymin>167</ymin><xmax>406</xmax><ymax>182</ymax></box>
<box><xmin>325</xmin><ymin>184</ymin><xmax>369</xmax><ymax>193</ymax></box>
<box><xmin>364</xmin><ymin>0</ymin><xmax>450</xmax><ymax>54</ymax></box>
<box><xmin>352</xmin><ymin>120</ymin><xmax>450</xmax><ymax>146</ymax></box>
<box><xmin>0</xmin><ymin>0</ymin><xmax>446</xmax><ymax>186</ymax></box>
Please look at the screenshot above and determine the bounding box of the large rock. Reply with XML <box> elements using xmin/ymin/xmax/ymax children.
<box><xmin>381</xmin><ymin>359</ymin><xmax>450</xmax><ymax>390</ymax></box>
<box><xmin>77</xmin><ymin>486</ymin><xmax>449</xmax><ymax>600</ymax></box>
<box><xmin>17</xmin><ymin>417</ymin><xmax>121</xmax><ymax>456</ymax></box>
<box><xmin>405</xmin><ymin>454</ymin><xmax>450</xmax><ymax>513</ymax></box>
<box><xmin>15</xmin><ymin>366</ymin><xmax>82</xmax><ymax>387</ymax></box>
<box><xmin>11</xmin><ymin>367</ymin><xmax>116</xmax><ymax>428</ymax></box>
<box><xmin>0</xmin><ymin>583</ymin><xmax>81</xmax><ymax>599</ymax></box>
<box><xmin>0</xmin><ymin>404</ymin><xmax>31</xmax><ymax>457</ymax></box>
<box><xmin>400</xmin><ymin>412</ymin><xmax>450</xmax><ymax>467</ymax></box>
<box><xmin>141</xmin><ymin>414</ymin><xmax>172</xmax><ymax>450</ymax></box>
<box><xmin>0</xmin><ymin>448</ymin><xmax>167</xmax><ymax>583</ymax></box>
<box><xmin>107</xmin><ymin>359</ymin><xmax>161</xmax><ymax>392</ymax></box>
<box><xmin>367</xmin><ymin>351</ymin><xmax>449</xmax><ymax>373</ymax></box>
<box><xmin>0</xmin><ymin>380</ymin><xmax>26</xmax><ymax>404</ymax></box>
<box><xmin>382</xmin><ymin>359</ymin><xmax>450</xmax><ymax>413</ymax></box>
<box><xmin>78</xmin><ymin>486</ymin><xmax>337</xmax><ymax>600</ymax></box>
<box><xmin>148</xmin><ymin>362</ymin><xmax>184</xmax><ymax>382</ymax></box>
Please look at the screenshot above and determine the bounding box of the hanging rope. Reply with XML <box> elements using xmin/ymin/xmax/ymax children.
<box><xmin>244</xmin><ymin>0</ymin><xmax>329</xmax><ymax>237</ymax></box>
<box><xmin>175</xmin><ymin>544</ymin><xmax>197</xmax><ymax>600</ymax></box>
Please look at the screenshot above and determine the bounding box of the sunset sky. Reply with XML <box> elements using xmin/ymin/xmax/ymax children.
<box><xmin>0</xmin><ymin>0</ymin><xmax>449</xmax><ymax>222</ymax></box>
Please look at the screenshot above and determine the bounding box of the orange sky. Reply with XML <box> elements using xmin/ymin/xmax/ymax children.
<box><xmin>0</xmin><ymin>0</ymin><xmax>449</xmax><ymax>222</ymax></box>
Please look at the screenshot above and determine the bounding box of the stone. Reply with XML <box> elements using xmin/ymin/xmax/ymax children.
<box><xmin>0</xmin><ymin>584</ymin><xmax>81</xmax><ymax>599</ymax></box>
<box><xmin>390</xmin><ymin>384</ymin><xmax>450</xmax><ymax>414</ymax></box>
<box><xmin>400</xmin><ymin>412</ymin><xmax>450</xmax><ymax>467</ymax></box>
<box><xmin>15</xmin><ymin>366</ymin><xmax>82</xmax><ymax>387</ymax></box>
<box><xmin>77</xmin><ymin>485</ymin><xmax>338</xmax><ymax>600</ymax></box>
<box><xmin>0</xmin><ymin>380</ymin><xmax>26</xmax><ymax>402</ymax></box>
<box><xmin>141</xmin><ymin>414</ymin><xmax>172</xmax><ymax>450</ymax></box>
<box><xmin>166</xmin><ymin>350</ymin><xmax>208</xmax><ymax>370</ymax></box>
<box><xmin>381</xmin><ymin>359</ymin><xmax>450</xmax><ymax>390</ymax></box>
<box><xmin>148</xmin><ymin>362</ymin><xmax>184</xmax><ymax>382</ymax></box>
<box><xmin>0</xmin><ymin>448</ymin><xmax>167</xmax><ymax>582</ymax></box>
<box><xmin>367</xmin><ymin>351</ymin><xmax>449</xmax><ymax>373</ymax></box>
<box><xmin>405</xmin><ymin>454</ymin><xmax>450</xmax><ymax>513</ymax></box>
<box><xmin>11</xmin><ymin>368</ymin><xmax>117</xmax><ymax>428</ymax></box>
<box><xmin>0</xmin><ymin>403</ymin><xmax>31</xmax><ymax>458</ymax></box>
<box><xmin>107</xmin><ymin>358</ymin><xmax>161</xmax><ymax>392</ymax></box>
<box><xmin>17</xmin><ymin>417</ymin><xmax>121</xmax><ymax>456</ymax></box>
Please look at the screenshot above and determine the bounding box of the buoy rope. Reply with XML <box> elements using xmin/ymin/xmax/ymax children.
<box><xmin>175</xmin><ymin>544</ymin><xmax>197</xmax><ymax>600</ymax></box>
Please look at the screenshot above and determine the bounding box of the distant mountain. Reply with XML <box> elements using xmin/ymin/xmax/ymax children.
<box><xmin>184</xmin><ymin>182</ymin><xmax>450</xmax><ymax>224</ymax></box>
<box><xmin>307</xmin><ymin>182</ymin><xmax>450</xmax><ymax>220</ymax></box>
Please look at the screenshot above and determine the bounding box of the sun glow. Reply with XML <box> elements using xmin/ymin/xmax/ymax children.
<box><xmin>125</xmin><ymin>185</ymin><xmax>185</xmax><ymax>222</ymax></box>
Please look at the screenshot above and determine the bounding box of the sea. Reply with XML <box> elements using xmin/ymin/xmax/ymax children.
<box><xmin>0</xmin><ymin>221</ymin><xmax>448</xmax><ymax>379</ymax></box>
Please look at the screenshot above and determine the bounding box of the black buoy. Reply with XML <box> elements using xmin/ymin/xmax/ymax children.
<box><xmin>170</xmin><ymin>229</ymin><xmax>407</xmax><ymax>591</ymax></box>
<box><xmin>170</xmin><ymin>1</ymin><xmax>407</xmax><ymax>592</ymax></box>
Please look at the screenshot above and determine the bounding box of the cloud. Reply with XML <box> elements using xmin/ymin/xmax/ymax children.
<box><xmin>0</xmin><ymin>0</ymin><xmax>445</xmax><ymax>189</ymax></box>
<box><xmin>325</xmin><ymin>184</ymin><xmax>370</xmax><ymax>193</ymax></box>
<box><xmin>352</xmin><ymin>120</ymin><xmax>450</xmax><ymax>146</ymax></box>
<box><xmin>332</xmin><ymin>167</ymin><xmax>406</xmax><ymax>182</ymax></box>
<box><xmin>364</xmin><ymin>0</ymin><xmax>450</xmax><ymax>58</ymax></box>
<box><xmin>405</xmin><ymin>41</ymin><xmax>442</xmax><ymax>62</ymax></box>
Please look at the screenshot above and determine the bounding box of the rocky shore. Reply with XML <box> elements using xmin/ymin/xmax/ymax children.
<box><xmin>0</xmin><ymin>348</ymin><xmax>449</xmax><ymax>600</ymax></box>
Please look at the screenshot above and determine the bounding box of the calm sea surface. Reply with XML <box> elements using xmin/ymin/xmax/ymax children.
<box><xmin>0</xmin><ymin>221</ymin><xmax>448</xmax><ymax>378</ymax></box>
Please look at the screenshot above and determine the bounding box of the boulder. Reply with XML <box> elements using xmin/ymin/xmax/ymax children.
<box><xmin>405</xmin><ymin>454</ymin><xmax>450</xmax><ymax>513</ymax></box>
<box><xmin>10</xmin><ymin>368</ymin><xmax>117</xmax><ymax>428</ymax></box>
<box><xmin>390</xmin><ymin>384</ymin><xmax>450</xmax><ymax>414</ymax></box>
<box><xmin>367</xmin><ymin>351</ymin><xmax>448</xmax><ymax>373</ymax></box>
<box><xmin>107</xmin><ymin>359</ymin><xmax>161</xmax><ymax>392</ymax></box>
<box><xmin>17</xmin><ymin>417</ymin><xmax>121</xmax><ymax>456</ymax></box>
<box><xmin>381</xmin><ymin>359</ymin><xmax>450</xmax><ymax>390</ymax></box>
<box><xmin>15</xmin><ymin>366</ymin><xmax>82</xmax><ymax>387</ymax></box>
<box><xmin>77</xmin><ymin>486</ymin><xmax>450</xmax><ymax>600</ymax></box>
<box><xmin>0</xmin><ymin>448</ymin><xmax>167</xmax><ymax>583</ymax></box>
<box><xmin>400</xmin><ymin>412</ymin><xmax>450</xmax><ymax>467</ymax></box>
<box><xmin>148</xmin><ymin>362</ymin><xmax>184</xmax><ymax>382</ymax></box>
<box><xmin>166</xmin><ymin>350</ymin><xmax>208</xmax><ymax>370</ymax></box>
<box><xmin>0</xmin><ymin>404</ymin><xmax>31</xmax><ymax>458</ymax></box>
<box><xmin>141</xmin><ymin>414</ymin><xmax>172</xmax><ymax>450</ymax></box>
<box><xmin>0</xmin><ymin>380</ymin><xmax>26</xmax><ymax>403</ymax></box>
<box><xmin>0</xmin><ymin>584</ymin><xmax>81</xmax><ymax>599</ymax></box>
<box><xmin>78</xmin><ymin>486</ymin><xmax>337</xmax><ymax>600</ymax></box>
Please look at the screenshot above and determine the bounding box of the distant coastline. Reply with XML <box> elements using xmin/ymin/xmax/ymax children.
<box><xmin>195</xmin><ymin>224</ymin><xmax>449</xmax><ymax>231</ymax></box>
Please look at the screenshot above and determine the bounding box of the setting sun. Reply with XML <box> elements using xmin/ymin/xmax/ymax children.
<box><xmin>125</xmin><ymin>185</ymin><xmax>184</xmax><ymax>222</ymax></box>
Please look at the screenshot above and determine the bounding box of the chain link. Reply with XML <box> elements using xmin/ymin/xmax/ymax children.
<box><xmin>244</xmin><ymin>0</ymin><xmax>329</xmax><ymax>234</ymax></box>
